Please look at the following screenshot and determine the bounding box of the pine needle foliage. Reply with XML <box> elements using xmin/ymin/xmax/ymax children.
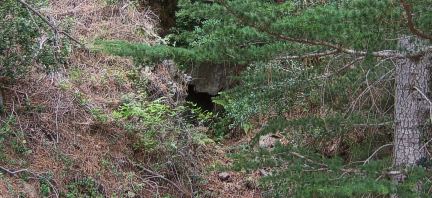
<box><xmin>96</xmin><ymin>0</ymin><xmax>432</xmax><ymax>197</ymax></box>
<box><xmin>97</xmin><ymin>0</ymin><xmax>431</xmax><ymax>65</ymax></box>
<box><xmin>230</xmin><ymin>144</ymin><xmax>431</xmax><ymax>197</ymax></box>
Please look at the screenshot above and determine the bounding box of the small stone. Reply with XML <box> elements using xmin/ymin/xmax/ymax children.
<box><xmin>218</xmin><ymin>172</ymin><xmax>231</xmax><ymax>181</ymax></box>
<box><xmin>127</xmin><ymin>191</ymin><xmax>136</xmax><ymax>198</ymax></box>
<box><xmin>244</xmin><ymin>178</ymin><xmax>255</xmax><ymax>189</ymax></box>
<box><xmin>388</xmin><ymin>170</ymin><xmax>402</xmax><ymax>175</ymax></box>
<box><xmin>259</xmin><ymin>169</ymin><xmax>270</xmax><ymax>176</ymax></box>
<box><xmin>259</xmin><ymin>134</ymin><xmax>281</xmax><ymax>149</ymax></box>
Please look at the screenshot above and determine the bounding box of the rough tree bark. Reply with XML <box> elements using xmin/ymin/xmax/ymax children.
<box><xmin>393</xmin><ymin>37</ymin><xmax>431</xmax><ymax>182</ymax></box>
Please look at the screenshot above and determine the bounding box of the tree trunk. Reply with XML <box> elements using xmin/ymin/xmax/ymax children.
<box><xmin>393</xmin><ymin>37</ymin><xmax>431</xmax><ymax>182</ymax></box>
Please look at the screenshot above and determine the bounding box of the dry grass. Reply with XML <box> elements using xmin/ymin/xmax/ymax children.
<box><xmin>44</xmin><ymin>0</ymin><xmax>159</xmax><ymax>43</ymax></box>
<box><xmin>0</xmin><ymin>0</ymin><xmax>162</xmax><ymax>197</ymax></box>
<box><xmin>146</xmin><ymin>60</ymin><xmax>189</xmax><ymax>106</ymax></box>
<box><xmin>1</xmin><ymin>70</ymin><xmax>140</xmax><ymax>195</ymax></box>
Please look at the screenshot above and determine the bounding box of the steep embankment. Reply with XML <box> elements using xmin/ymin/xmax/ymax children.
<box><xmin>0</xmin><ymin>0</ymin><xmax>159</xmax><ymax>197</ymax></box>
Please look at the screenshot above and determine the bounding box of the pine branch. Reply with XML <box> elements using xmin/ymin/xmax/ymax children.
<box><xmin>264</xmin><ymin>27</ymin><xmax>426</xmax><ymax>59</ymax></box>
<box><xmin>218</xmin><ymin>0</ymin><xmax>431</xmax><ymax>59</ymax></box>
<box><xmin>400</xmin><ymin>0</ymin><xmax>432</xmax><ymax>41</ymax></box>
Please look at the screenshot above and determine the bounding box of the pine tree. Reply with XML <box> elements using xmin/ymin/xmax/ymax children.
<box><xmin>98</xmin><ymin>0</ymin><xmax>432</xmax><ymax>196</ymax></box>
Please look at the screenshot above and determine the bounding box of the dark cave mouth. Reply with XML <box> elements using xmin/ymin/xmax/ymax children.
<box><xmin>185</xmin><ymin>85</ymin><xmax>215</xmax><ymax>112</ymax></box>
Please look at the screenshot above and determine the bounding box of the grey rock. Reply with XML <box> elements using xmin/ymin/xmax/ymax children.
<box><xmin>218</xmin><ymin>172</ymin><xmax>231</xmax><ymax>181</ymax></box>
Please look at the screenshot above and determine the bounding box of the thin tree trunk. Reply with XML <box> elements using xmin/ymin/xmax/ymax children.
<box><xmin>393</xmin><ymin>37</ymin><xmax>431</xmax><ymax>182</ymax></box>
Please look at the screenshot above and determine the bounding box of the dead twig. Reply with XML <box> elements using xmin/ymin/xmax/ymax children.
<box><xmin>1</xmin><ymin>86</ymin><xmax>29</xmax><ymax>102</ymax></box>
<box><xmin>347</xmin><ymin>59</ymin><xmax>394</xmax><ymax>115</ymax></box>
<box><xmin>0</xmin><ymin>166</ymin><xmax>29</xmax><ymax>175</ymax></box>
<box><xmin>276</xmin><ymin>50</ymin><xmax>339</xmax><ymax>60</ymax></box>
<box><xmin>0</xmin><ymin>166</ymin><xmax>59</xmax><ymax>198</ymax></box>
<box><xmin>289</xmin><ymin>151</ymin><xmax>328</xmax><ymax>168</ymax></box>
<box><xmin>128</xmin><ymin>159</ymin><xmax>191</xmax><ymax>197</ymax></box>
<box><xmin>351</xmin><ymin>122</ymin><xmax>393</xmax><ymax>127</ymax></box>
<box><xmin>320</xmin><ymin>56</ymin><xmax>364</xmax><ymax>79</ymax></box>
<box><xmin>362</xmin><ymin>143</ymin><xmax>393</xmax><ymax>165</ymax></box>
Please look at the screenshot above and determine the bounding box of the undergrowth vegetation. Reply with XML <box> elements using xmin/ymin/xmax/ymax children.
<box><xmin>0</xmin><ymin>0</ymin><xmax>217</xmax><ymax>197</ymax></box>
<box><xmin>0</xmin><ymin>116</ymin><xmax>32</xmax><ymax>163</ymax></box>
<box><xmin>2</xmin><ymin>0</ymin><xmax>432</xmax><ymax>197</ymax></box>
<box><xmin>230</xmin><ymin>144</ymin><xmax>432</xmax><ymax>197</ymax></box>
<box><xmin>211</xmin><ymin>59</ymin><xmax>423</xmax><ymax>197</ymax></box>
<box><xmin>0</xmin><ymin>0</ymin><xmax>71</xmax><ymax>78</ymax></box>
<box><xmin>113</xmin><ymin>95</ymin><xmax>214</xmax><ymax>152</ymax></box>
<box><xmin>97</xmin><ymin>0</ymin><xmax>432</xmax><ymax>197</ymax></box>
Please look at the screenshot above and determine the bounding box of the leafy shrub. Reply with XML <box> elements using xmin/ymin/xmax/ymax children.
<box><xmin>113</xmin><ymin>97</ymin><xmax>213</xmax><ymax>152</ymax></box>
<box><xmin>39</xmin><ymin>181</ymin><xmax>51</xmax><ymax>197</ymax></box>
<box><xmin>208</xmin><ymin>111</ymin><xmax>233</xmax><ymax>141</ymax></box>
<box><xmin>90</xmin><ymin>108</ymin><xmax>109</xmax><ymax>123</ymax></box>
<box><xmin>65</xmin><ymin>177</ymin><xmax>103</xmax><ymax>198</ymax></box>
<box><xmin>182</xmin><ymin>102</ymin><xmax>214</xmax><ymax>126</ymax></box>
<box><xmin>0</xmin><ymin>115</ymin><xmax>32</xmax><ymax>161</ymax></box>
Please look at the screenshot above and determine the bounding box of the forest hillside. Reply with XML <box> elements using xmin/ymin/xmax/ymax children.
<box><xmin>1</xmin><ymin>0</ymin><xmax>432</xmax><ymax>197</ymax></box>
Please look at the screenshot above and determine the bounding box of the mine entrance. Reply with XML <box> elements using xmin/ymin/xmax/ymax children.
<box><xmin>185</xmin><ymin>85</ymin><xmax>215</xmax><ymax>112</ymax></box>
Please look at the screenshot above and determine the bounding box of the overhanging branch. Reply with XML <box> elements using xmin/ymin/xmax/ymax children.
<box><xmin>262</xmin><ymin>26</ymin><xmax>412</xmax><ymax>59</ymax></box>
<box><xmin>218</xmin><ymin>0</ymin><xmax>431</xmax><ymax>59</ymax></box>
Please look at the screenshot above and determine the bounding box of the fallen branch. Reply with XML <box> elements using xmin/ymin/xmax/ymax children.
<box><xmin>16</xmin><ymin>0</ymin><xmax>85</xmax><ymax>48</ymax></box>
<box><xmin>352</xmin><ymin>122</ymin><xmax>393</xmax><ymax>127</ymax></box>
<box><xmin>0</xmin><ymin>166</ymin><xmax>28</xmax><ymax>175</ymax></box>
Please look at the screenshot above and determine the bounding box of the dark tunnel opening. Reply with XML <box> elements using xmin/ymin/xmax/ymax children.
<box><xmin>185</xmin><ymin>85</ymin><xmax>215</xmax><ymax>112</ymax></box>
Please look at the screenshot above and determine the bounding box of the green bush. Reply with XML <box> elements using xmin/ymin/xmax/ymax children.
<box><xmin>113</xmin><ymin>97</ymin><xmax>213</xmax><ymax>152</ymax></box>
<box><xmin>0</xmin><ymin>0</ymin><xmax>71</xmax><ymax>78</ymax></box>
<box><xmin>0</xmin><ymin>115</ymin><xmax>32</xmax><ymax>161</ymax></box>
<box><xmin>65</xmin><ymin>177</ymin><xmax>103</xmax><ymax>198</ymax></box>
